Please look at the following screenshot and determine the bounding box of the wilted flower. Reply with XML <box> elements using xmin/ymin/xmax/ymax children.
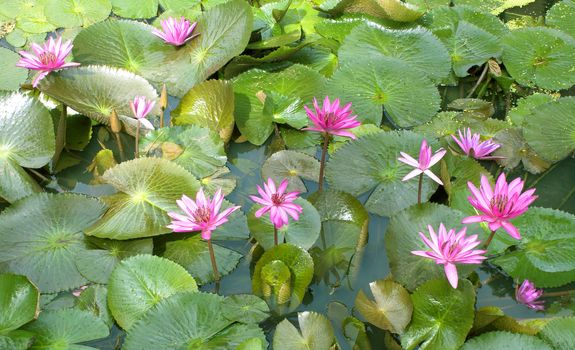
<box><xmin>152</xmin><ymin>16</ymin><xmax>198</xmax><ymax>46</ymax></box>
<box><xmin>462</xmin><ymin>173</ymin><xmax>537</xmax><ymax>240</ymax></box>
<box><xmin>16</xmin><ymin>36</ymin><xmax>80</xmax><ymax>87</ymax></box>
<box><xmin>452</xmin><ymin>128</ymin><xmax>501</xmax><ymax>159</ymax></box>
<box><xmin>130</xmin><ymin>96</ymin><xmax>156</xmax><ymax>130</ymax></box>
<box><xmin>250</xmin><ymin>178</ymin><xmax>302</xmax><ymax>229</ymax></box>
<box><xmin>303</xmin><ymin>96</ymin><xmax>361</xmax><ymax>138</ymax></box>
<box><xmin>412</xmin><ymin>223</ymin><xmax>487</xmax><ymax>288</ymax></box>
<box><xmin>515</xmin><ymin>280</ymin><xmax>544</xmax><ymax>310</ymax></box>
<box><xmin>398</xmin><ymin>139</ymin><xmax>446</xmax><ymax>185</ymax></box>
<box><xmin>167</xmin><ymin>188</ymin><xmax>240</xmax><ymax>240</ymax></box>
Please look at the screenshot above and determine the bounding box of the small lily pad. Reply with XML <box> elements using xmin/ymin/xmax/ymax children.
<box><xmin>273</xmin><ymin>312</ymin><xmax>336</xmax><ymax>350</ymax></box>
<box><xmin>261</xmin><ymin>150</ymin><xmax>320</xmax><ymax>192</ymax></box>
<box><xmin>0</xmin><ymin>274</ymin><xmax>39</xmax><ymax>334</ymax></box>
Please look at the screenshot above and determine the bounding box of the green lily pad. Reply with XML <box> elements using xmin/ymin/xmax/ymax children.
<box><xmin>38</xmin><ymin>66</ymin><xmax>159</xmax><ymax>136</ymax></box>
<box><xmin>200</xmin><ymin>167</ymin><xmax>237</xmax><ymax>196</ymax></box>
<box><xmin>248</xmin><ymin>198</ymin><xmax>321</xmax><ymax>250</ymax></box>
<box><xmin>162</xmin><ymin>235</ymin><xmax>242</xmax><ymax>284</ymax></box>
<box><xmin>107</xmin><ymin>254</ymin><xmax>198</xmax><ymax>330</ymax></box>
<box><xmin>45</xmin><ymin>0</ymin><xmax>112</xmax><ymax>28</ymax></box>
<box><xmin>355</xmin><ymin>279</ymin><xmax>413</xmax><ymax>334</ymax></box>
<box><xmin>338</xmin><ymin>23</ymin><xmax>451</xmax><ymax>83</ymax></box>
<box><xmin>401</xmin><ymin>279</ymin><xmax>475</xmax><ymax>350</ymax></box>
<box><xmin>327</xmin><ymin>56</ymin><xmax>440</xmax><ymax>127</ymax></box>
<box><xmin>261</xmin><ymin>150</ymin><xmax>320</xmax><ymax>193</ymax></box>
<box><xmin>325</xmin><ymin>131</ymin><xmax>440</xmax><ymax>217</ymax></box>
<box><xmin>171</xmin><ymin>80</ymin><xmax>235</xmax><ymax>143</ymax></box>
<box><xmin>75</xmin><ymin>237</ymin><xmax>153</xmax><ymax>284</ymax></box>
<box><xmin>522</xmin><ymin>157</ymin><xmax>575</xmax><ymax>214</ymax></box>
<box><xmin>112</xmin><ymin>0</ymin><xmax>158</xmax><ymax>18</ymax></box>
<box><xmin>0</xmin><ymin>193</ymin><xmax>105</xmax><ymax>292</ymax></box>
<box><xmin>502</xmin><ymin>27</ymin><xmax>575</xmax><ymax>90</ymax></box>
<box><xmin>379</xmin><ymin>0</ymin><xmax>424</xmax><ymax>22</ymax></box>
<box><xmin>273</xmin><ymin>312</ymin><xmax>336</xmax><ymax>350</ymax></box>
<box><xmin>492</xmin><ymin>128</ymin><xmax>551</xmax><ymax>174</ymax></box>
<box><xmin>65</xmin><ymin>115</ymin><xmax>93</xmax><ymax>151</ymax></box>
<box><xmin>23</xmin><ymin>308</ymin><xmax>109</xmax><ymax>349</ymax></box>
<box><xmin>13</xmin><ymin>1</ymin><xmax>56</xmax><ymax>34</ymax></box>
<box><xmin>454</xmin><ymin>0</ymin><xmax>536</xmax><ymax>15</ymax></box>
<box><xmin>0</xmin><ymin>48</ymin><xmax>28</xmax><ymax>91</ymax></box>
<box><xmin>539</xmin><ymin>317</ymin><xmax>575</xmax><ymax>350</ymax></box>
<box><xmin>222</xmin><ymin>294</ymin><xmax>270</xmax><ymax>324</ymax></box>
<box><xmin>461</xmin><ymin>331</ymin><xmax>552</xmax><ymax>350</ymax></box>
<box><xmin>234</xmin><ymin>65</ymin><xmax>327</xmax><ymax>145</ymax></box>
<box><xmin>123</xmin><ymin>292</ymin><xmax>267</xmax><ymax>349</ymax></box>
<box><xmin>85</xmin><ymin>158</ymin><xmax>201</xmax><ymax>240</ymax></box>
<box><xmin>0</xmin><ymin>330</ymin><xmax>34</xmax><ymax>350</ymax></box>
<box><xmin>523</xmin><ymin>97</ymin><xmax>575</xmax><ymax>162</ymax></box>
<box><xmin>0</xmin><ymin>274</ymin><xmax>39</xmax><ymax>334</ymax></box>
<box><xmin>547</xmin><ymin>0</ymin><xmax>575</xmax><ymax>38</ymax></box>
<box><xmin>506</xmin><ymin>93</ymin><xmax>556</xmax><ymax>126</ymax></box>
<box><xmin>159</xmin><ymin>0</ymin><xmax>201</xmax><ymax>11</ymax></box>
<box><xmin>140</xmin><ymin>126</ymin><xmax>227</xmax><ymax>178</ymax></box>
<box><xmin>74</xmin><ymin>284</ymin><xmax>113</xmax><ymax>327</ymax></box>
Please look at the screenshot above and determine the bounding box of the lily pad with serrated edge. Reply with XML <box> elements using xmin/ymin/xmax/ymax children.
<box><xmin>0</xmin><ymin>48</ymin><xmax>28</xmax><ymax>91</ymax></box>
<box><xmin>461</xmin><ymin>331</ymin><xmax>552</xmax><ymax>350</ymax></box>
<box><xmin>454</xmin><ymin>0</ymin><xmax>536</xmax><ymax>15</ymax></box>
<box><xmin>222</xmin><ymin>294</ymin><xmax>270</xmax><ymax>324</ymax></box>
<box><xmin>547</xmin><ymin>0</ymin><xmax>575</xmax><ymax>38</ymax></box>
<box><xmin>0</xmin><ymin>274</ymin><xmax>39</xmax><ymax>334</ymax></box>
<box><xmin>379</xmin><ymin>0</ymin><xmax>425</xmax><ymax>22</ymax></box>
<box><xmin>261</xmin><ymin>150</ymin><xmax>320</xmax><ymax>193</ymax></box>
<box><xmin>273</xmin><ymin>312</ymin><xmax>336</xmax><ymax>350</ymax></box>
<box><xmin>493</xmin><ymin>128</ymin><xmax>551</xmax><ymax>174</ymax></box>
<box><xmin>506</xmin><ymin>93</ymin><xmax>557</xmax><ymax>126</ymax></box>
<box><xmin>45</xmin><ymin>0</ymin><xmax>112</xmax><ymax>28</ymax></box>
<box><xmin>539</xmin><ymin>317</ymin><xmax>575</xmax><ymax>350</ymax></box>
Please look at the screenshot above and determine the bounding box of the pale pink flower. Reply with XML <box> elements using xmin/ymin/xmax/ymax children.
<box><xmin>303</xmin><ymin>96</ymin><xmax>361</xmax><ymax>138</ymax></box>
<box><xmin>16</xmin><ymin>36</ymin><xmax>80</xmax><ymax>87</ymax></box>
<box><xmin>462</xmin><ymin>173</ymin><xmax>537</xmax><ymax>240</ymax></box>
<box><xmin>152</xmin><ymin>16</ymin><xmax>198</xmax><ymax>46</ymax></box>
<box><xmin>250</xmin><ymin>178</ymin><xmax>303</xmax><ymax>229</ymax></box>
<box><xmin>412</xmin><ymin>223</ymin><xmax>487</xmax><ymax>288</ymax></box>
<box><xmin>398</xmin><ymin>139</ymin><xmax>446</xmax><ymax>185</ymax></box>
<box><xmin>167</xmin><ymin>188</ymin><xmax>240</xmax><ymax>240</ymax></box>
<box><xmin>130</xmin><ymin>96</ymin><xmax>156</xmax><ymax>130</ymax></box>
<box><xmin>72</xmin><ymin>285</ymin><xmax>88</xmax><ymax>297</ymax></box>
<box><xmin>452</xmin><ymin>128</ymin><xmax>501</xmax><ymax>159</ymax></box>
<box><xmin>515</xmin><ymin>280</ymin><xmax>544</xmax><ymax>310</ymax></box>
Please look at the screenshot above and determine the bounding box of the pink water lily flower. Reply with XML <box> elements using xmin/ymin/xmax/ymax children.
<box><xmin>250</xmin><ymin>178</ymin><xmax>303</xmax><ymax>229</ymax></box>
<box><xmin>16</xmin><ymin>36</ymin><xmax>80</xmax><ymax>87</ymax></box>
<box><xmin>515</xmin><ymin>280</ymin><xmax>544</xmax><ymax>310</ymax></box>
<box><xmin>412</xmin><ymin>223</ymin><xmax>487</xmax><ymax>288</ymax></box>
<box><xmin>452</xmin><ymin>128</ymin><xmax>501</xmax><ymax>159</ymax></box>
<box><xmin>462</xmin><ymin>173</ymin><xmax>537</xmax><ymax>240</ymax></box>
<box><xmin>152</xmin><ymin>16</ymin><xmax>198</xmax><ymax>46</ymax></box>
<box><xmin>167</xmin><ymin>188</ymin><xmax>240</xmax><ymax>240</ymax></box>
<box><xmin>398</xmin><ymin>139</ymin><xmax>446</xmax><ymax>185</ymax></box>
<box><xmin>130</xmin><ymin>96</ymin><xmax>156</xmax><ymax>130</ymax></box>
<box><xmin>303</xmin><ymin>96</ymin><xmax>361</xmax><ymax>138</ymax></box>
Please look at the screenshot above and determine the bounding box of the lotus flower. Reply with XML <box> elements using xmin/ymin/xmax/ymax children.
<box><xmin>462</xmin><ymin>173</ymin><xmax>537</xmax><ymax>240</ymax></box>
<box><xmin>412</xmin><ymin>223</ymin><xmax>487</xmax><ymax>288</ymax></box>
<box><xmin>398</xmin><ymin>139</ymin><xmax>446</xmax><ymax>185</ymax></box>
<box><xmin>303</xmin><ymin>96</ymin><xmax>361</xmax><ymax>138</ymax></box>
<box><xmin>515</xmin><ymin>280</ymin><xmax>544</xmax><ymax>310</ymax></box>
<box><xmin>16</xmin><ymin>36</ymin><xmax>80</xmax><ymax>87</ymax></box>
<box><xmin>452</xmin><ymin>128</ymin><xmax>501</xmax><ymax>159</ymax></box>
<box><xmin>130</xmin><ymin>96</ymin><xmax>156</xmax><ymax>130</ymax></box>
<box><xmin>250</xmin><ymin>178</ymin><xmax>303</xmax><ymax>229</ymax></box>
<box><xmin>167</xmin><ymin>188</ymin><xmax>240</xmax><ymax>240</ymax></box>
<box><xmin>152</xmin><ymin>16</ymin><xmax>198</xmax><ymax>46</ymax></box>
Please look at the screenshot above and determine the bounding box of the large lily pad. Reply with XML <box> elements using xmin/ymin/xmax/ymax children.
<box><xmin>107</xmin><ymin>254</ymin><xmax>198</xmax><ymax>330</ymax></box>
<box><xmin>123</xmin><ymin>292</ymin><xmax>267</xmax><ymax>349</ymax></box>
<box><xmin>0</xmin><ymin>274</ymin><xmax>39</xmax><ymax>334</ymax></box>
<box><xmin>45</xmin><ymin>0</ymin><xmax>112</xmax><ymax>27</ymax></box>
<box><xmin>547</xmin><ymin>0</ymin><xmax>575</xmax><ymax>38</ymax></box>
<box><xmin>502</xmin><ymin>27</ymin><xmax>575</xmax><ymax>90</ymax></box>
<box><xmin>325</xmin><ymin>131</ymin><xmax>439</xmax><ymax>217</ymax></box>
<box><xmin>0</xmin><ymin>193</ymin><xmax>105</xmax><ymax>292</ymax></box>
<box><xmin>85</xmin><ymin>157</ymin><xmax>201</xmax><ymax>240</ymax></box>
<box><xmin>38</xmin><ymin>66</ymin><xmax>159</xmax><ymax>136</ymax></box>
<box><xmin>401</xmin><ymin>279</ymin><xmax>475</xmax><ymax>350</ymax></box>
<box><xmin>539</xmin><ymin>317</ymin><xmax>575</xmax><ymax>350</ymax></box>
<box><xmin>261</xmin><ymin>150</ymin><xmax>320</xmax><ymax>193</ymax></box>
<box><xmin>112</xmin><ymin>0</ymin><xmax>158</xmax><ymax>18</ymax></box>
<box><xmin>0</xmin><ymin>48</ymin><xmax>28</xmax><ymax>91</ymax></box>
<box><xmin>461</xmin><ymin>331</ymin><xmax>552</xmax><ymax>350</ymax></box>
<box><xmin>273</xmin><ymin>312</ymin><xmax>336</xmax><ymax>350</ymax></box>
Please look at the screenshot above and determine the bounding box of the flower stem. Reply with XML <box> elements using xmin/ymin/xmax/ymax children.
<box><xmin>484</xmin><ymin>230</ymin><xmax>497</xmax><ymax>248</ymax></box>
<box><xmin>274</xmin><ymin>226</ymin><xmax>278</xmax><ymax>246</ymax></box>
<box><xmin>207</xmin><ymin>239</ymin><xmax>220</xmax><ymax>282</ymax></box>
<box><xmin>113</xmin><ymin>132</ymin><xmax>125</xmax><ymax>162</ymax></box>
<box><xmin>466</xmin><ymin>63</ymin><xmax>489</xmax><ymax>98</ymax></box>
<box><xmin>318</xmin><ymin>133</ymin><xmax>330</xmax><ymax>192</ymax></box>
<box><xmin>417</xmin><ymin>173</ymin><xmax>423</xmax><ymax>205</ymax></box>
<box><xmin>135</xmin><ymin>120</ymin><xmax>140</xmax><ymax>158</ymax></box>
<box><xmin>53</xmin><ymin>104</ymin><xmax>67</xmax><ymax>166</ymax></box>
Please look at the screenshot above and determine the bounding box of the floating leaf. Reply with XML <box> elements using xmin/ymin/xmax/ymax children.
<box><xmin>547</xmin><ymin>0</ymin><xmax>575</xmax><ymax>38</ymax></box>
<box><xmin>0</xmin><ymin>48</ymin><xmax>28</xmax><ymax>91</ymax></box>
<box><xmin>65</xmin><ymin>115</ymin><xmax>93</xmax><ymax>151</ymax></box>
<box><xmin>261</xmin><ymin>150</ymin><xmax>320</xmax><ymax>193</ymax></box>
<box><xmin>45</xmin><ymin>0</ymin><xmax>112</xmax><ymax>27</ymax></box>
<box><xmin>74</xmin><ymin>284</ymin><xmax>113</xmax><ymax>327</ymax></box>
<box><xmin>379</xmin><ymin>0</ymin><xmax>424</xmax><ymax>22</ymax></box>
<box><xmin>273</xmin><ymin>312</ymin><xmax>336</xmax><ymax>350</ymax></box>
<box><xmin>493</xmin><ymin>128</ymin><xmax>551</xmax><ymax>174</ymax></box>
<box><xmin>222</xmin><ymin>294</ymin><xmax>270</xmax><ymax>324</ymax></box>
<box><xmin>171</xmin><ymin>80</ymin><xmax>235</xmax><ymax>143</ymax></box>
<box><xmin>0</xmin><ymin>274</ymin><xmax>39</xmax><ymax>334</ymax></box>
<box><xmin>506</xmin><ymin>93</ymin><xmax>556</xmax><ymax>126</ymax></box>
<box><xmin>0</xmin><ymin>193</ymin><xmax>105</xmax><ymax>292</ymax></box>
<box><xmin>107</xmin><ymin>255</ymin><xmax>198</xmax><ymax>330</ymax></box>
<box><xmin>455</xmin><ymin>0</ymin><xmax>536</xmax><ymax>15</ymax></box>
<box><xmin>112</xmin><ymin>0</ymin><xmax>158</xmax><ymax>18</ymax></box>
<box><xmin>326</xmin><ymin>131</ymin><xmax>439</xmax><ymax>217</ymax></box>
<box><xmin>461</xmin><ymin>331</ymin><xmax>552</xmax><ymax>350</ymax></box>
<box><xmin>401</xmin><ymin>279</ymin><xmax>475</xmax><ymax>350</ymax></box>
<box><xmin>355</xmin><ymin>279</ymin><xmax>413</xmax><ymax>334</ymax></box>
<box><xmin>523</xmin><ymin>157</ymin><xmax>575</xmax><ymax>214</ymax></box>
<box><xmin>85</xmin><ymin>158</ymin><xmax>200</xmax><ymax>240</ymax></box>
<box><xmin>538</xmin><ymin>317</ymin><xmax>575</xmax><ymax>350</ymax></box>
<box><xmin>200</xmin><ymin>166</ymin><xmax>237</xmax><ymax>196</ymax></box>
<box><xmin>502</xmin><ymin>28</ymin><xmax>575</xmax><ymax>90</ymax></box>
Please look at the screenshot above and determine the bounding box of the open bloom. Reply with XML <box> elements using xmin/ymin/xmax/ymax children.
<box><xmin>152</xmin><ymin>16</ymin><xmax>198</xmax><ymax>46</ymax></box>
<box><xmin>167</xmin><ymin>188</ymin><xmax>240</xmax><ymax>240</ymax></box>
<box><xmin>412</xmin><ymin>224</ymin><xmax>487</xmax><ymax>288</ymax></box>
<box><xmin>452</xmin><ymin>128</ymin><xmax>501</xmax><ymax>159</ymax></box>
<box><xmin>130</xmin><ymin>96</ymin><xmax>156</xmax><ymax>130</ymax></box>
<box><xmin>303</xmin><ymin>96</ymin><xmax>361</xmax><ymax>138</ymax></box>
<box><xmin>16</xmin><ymin>36</ymin><xmax>80</xmax><ymax>87</ymax></box>
<box><xmin>398</xmin><ymin>139</ymin><xmax>446</xmax><ymax>185</ymax></box>
<box><xmin>515</xmin><ymin>280</ymin><xmax>544</xmax><ymax>310</ymax></box>
<box><xmin>463</xmin><ymin>173</ymin><xmax>537</xmax><ymax>240</ymax></box>
<box><xmin>250</xmin><ymin>178</ymin><xmax>303</xmax><ymax>229</ymax></box>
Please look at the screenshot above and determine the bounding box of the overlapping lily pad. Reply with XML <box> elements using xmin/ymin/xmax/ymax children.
<box><xmin>539</xmin><ymin>317</ymin><xmax>575</xmax><ymax>349</ymax></box>
<box><xmin>0</xmin><ymin>274</ymin><xmax>39</xmax><ymax>334</ymax></box>
<box><xmin>462</xmin><ymin>331</ymin><xmax>552</xmax><ymax>350</ymax></box>
<box><xmin>45</xmin><ymin>0</ymin><xmax>112</xmax><ymax>27</ymax></box>
<box><xmin>273</xmin><ymin>312</ymin><xmax>336</xmax><ymax>350</ymax></box>
<box><xmin>547</xmin><ymin>0</ymin><xmax>575</xmax><ymax>38</ymax></box>
<box><xmin>261</xmin><ymin>150</ymin><xmax>320</xmax><ymax>192</ymax></box>
<box><xmin>0</xmin><ymin>48</ymin><xmax>28</xmax><ymax>91</ymax></box>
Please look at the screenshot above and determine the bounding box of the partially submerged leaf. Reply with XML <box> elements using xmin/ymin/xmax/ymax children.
<box><xmin>273</xmin><ymin>312</ymin><xmax>336</xmax><ymax>350</ymax></box>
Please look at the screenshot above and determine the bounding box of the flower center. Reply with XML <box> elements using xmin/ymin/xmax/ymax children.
<box><xmin>193</xmin><ymin>206</ymin><xmax>211</xmax><ymax>223</ymax></box>
<box><xmin>39</xmin><ymin>52</ymin><xmax>57</xmax><ymax>66</ymax></box>
<box><xmin>324</xmin><ymin>112</ymin><xmax>337</xmax><ymax>125</ymax></box>
<box><xmin>271</xmin><ymin>193</ymin><xmax>286</xmax><ymax>205</ymax></box>
<box><xmin>490</xmin><ymin>194</ymin><xmax>508</xmax><ymax>212</ymax></box>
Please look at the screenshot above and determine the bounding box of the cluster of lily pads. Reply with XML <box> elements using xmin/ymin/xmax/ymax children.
<box><xmin>1</xmin><ymin>0</ymin><xmax>575</xmax><ymax>349</ymax></box>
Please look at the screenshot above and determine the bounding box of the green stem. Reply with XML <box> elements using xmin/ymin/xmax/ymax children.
<box><xmin>113</xmin><ymin>132</ymin><xmax>125</xmax><ymax>162</ymax></box>
<box><xmin>318</xmin><ymin>133</ymin><xmax>329</xmax><ymax>192</ymax></box>
<box><xmin>274</xmin><ymin>226</ymin><xmax>278</xmax><ymax>246</ymax></box>
<box><xmin>484</xmin><ymin>230</ymin><xmax>497</xmax><ymax>249</ymax></box>
<box><xmin>135</xmin><ymin>120</ymin><xmax>140</xmax><ymax>158</ymax></box>
<box><xmin>466</xmin><ymin>63</ymin><xmax>489</xmax><ymax>98</ymax></box>
<box><xmin>53</xmin><ymin>104</ymin><xmax>67</xmax><ymax>166</ymax></box>
<box><xmin>207</xmin><ymin>239</ymin><xmax>220</xmax><ymax>282</ymax></box>
<box><xmin>417</xmin><ymin>173</ymin><xmax>423</xmax><ymax>205</ymax></box>
<box><xmin>543</xmin><ymin>290</ymin><xmax>575</xmax><ymax>297</ymax></box>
